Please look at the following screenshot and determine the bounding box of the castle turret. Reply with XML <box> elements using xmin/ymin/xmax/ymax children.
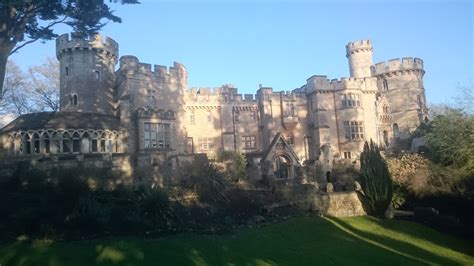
<box><xmin>56</xmin><ymin>33</ymin><xmax>118</xmax><ymax>115</ymax></box>
<box><xmin>372</xmin><ymin>57</ymin><xmax>427</xmax><ymax>139</ymax></box>
<box><xmin>346</xmin><ymin>40</ymin><xmax>373</xmax><ymax>78</ymax></box>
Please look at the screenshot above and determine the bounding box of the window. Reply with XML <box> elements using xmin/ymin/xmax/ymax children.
<box><xmin>73</xmin><ymin>95</ymin><xmax>77</xmax><ymax>106</ymax></box>
<box><xmin>95</xmin><ymin>70</ymin><xmax>100</xmax><ymax>80</ymax></box>
<box><xmin>146</xmin><ymin>90</ymin><xmax>155</xmax><ymax>107</ymax></box>
<box><xmin>286</xmin><ymin>134</ymin><xmax>295</xmax><ymax>145</ymax></box>
<box><xmin>383</xmin><ymin>79</ymin><xmax>388</xmax><ymax>90</ymax></box>
<box><xmin>33</xmin><ymin>133</ymin><xmax>40</xmax><ymax>154</ymax></box>
<box><xmin>250</xmin><ymin>111</ymin><xmax>256</xmax><ymax>121</ymax></box>
<box><xmin>144</xmin><ymin>123</ymin><xmax>171</xmax><ymax>149</ymax></box>
<box><xmin>72</xmin><ymin>132</ymin><xmax>81</xmax><ymax>153</ymax></box>
<box><xmin>343</xmin><ymin>121</ymin><xmax>364</xmax><ymax>141</ymax></box>
<box><xmin>189</xmin><ymin>111</ymin><xmax>195</xmax><ymax>124</ymax></box>
<box><xmin>198</xmin><ymin>137</ymin><xmax>214</xmax><ymax>150</ymax></box>
<box><xmin>284</xmin><ymin>103</ymin><xmax>295</xmax><ymax>116</ymax></box>
<box><xmin>341</xmin><ymin>93</ymin><xmax>361</xmax><ymax>108</ymax></box>
<box><xmin>65</xmin><ymin>67</ymin><xmax>69</xmax><ymax>76</ymax></box>
<box><xmin>241</xmin><ymin>136</ymin><xmax>256</xmax><ymax>149</ymax></box>
<box><xmin>234</xmin><ymin>110</ymin><xmax>240</xmax><ymax>122</ymax></box>
<box><xmin>63</xmin><ymin>132</ymin><xmax>71</xmax><ymax>153</ymax></box>
<box><xmin>343</xmin><ymin>152</ymin><xmax>351</xmax><ymax>159</ymax></box>
<box><xmin>382</xmin><ymin>104</ymin><xmax>389</xmax><ymax>114</ymax></box>
<box><xmin>206</xmin><ymin>110</ymin><xmax>212</xmax><ymax>122</ymax></box>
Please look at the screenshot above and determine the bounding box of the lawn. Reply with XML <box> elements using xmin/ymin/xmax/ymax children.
<box><xmin>1</xmin><ymin>216</ymin><xmax>473</xmax><ymax>266</ymax></box>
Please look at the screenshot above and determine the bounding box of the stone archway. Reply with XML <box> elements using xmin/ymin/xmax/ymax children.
<box><xmin>274</xmin><ymin>154</ymin><xmax>292</xmax><ymax>179</ymax></box>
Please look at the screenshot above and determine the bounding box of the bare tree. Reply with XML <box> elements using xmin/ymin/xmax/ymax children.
<box><xmin>454</xmin><ymin>84</ymin><xmax>473</xmax><ymax>114</ymax></box>
<box><xmin>0</xmin><ymin>60</ymin><xmax>34</xmax><ymax>117</ymax></box>
<box><xmin>28</xmin><ymin>57</ymin><xmax>60</xmax><ymax>111</ymax></box>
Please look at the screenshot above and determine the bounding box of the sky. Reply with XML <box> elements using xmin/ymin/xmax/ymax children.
<box><xmin>9</xmin><ymin>0</ymin><xmax>474</xmax><ymax>105</ymax></box>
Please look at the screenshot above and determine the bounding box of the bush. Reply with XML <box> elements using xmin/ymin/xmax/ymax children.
<box><xmin>216</xmin><ymin>150</ymin><xmax>247</xmax><ymax>183</ymax></box>
<box><xmin>359</xmin><ymin>140</ymin><xmax>393</xmax><ymax>217</ymax></box>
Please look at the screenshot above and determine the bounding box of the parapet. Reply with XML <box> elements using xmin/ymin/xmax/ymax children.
<box><xmin>306</xmin><ymin>75</ymin><xmax>378</xmax><ymax>92</ymax></box>
<box><xmin>118</xmin><ymin>56</ymin><xmax>188</xmax><ymax>84</ymax></box>
<box><xmin>372</xmin><ymin>57</ymin><xmax>424</xmax><ymax>76</ymax></box>
<box><xmin>56</xmin><ymin>33</ymin><xmax>119</xmax><ymax>59</ymax></box>
<box><xmin>346</xmin><ymin>40</ymin><xmax>373</xmax><ymax>57</ymax></box>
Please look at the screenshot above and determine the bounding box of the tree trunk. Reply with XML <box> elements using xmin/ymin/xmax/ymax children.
<box><xmin>0</xmin><ymin>45</ymin><xmax>14</xmax><ymax>98</ymax></box>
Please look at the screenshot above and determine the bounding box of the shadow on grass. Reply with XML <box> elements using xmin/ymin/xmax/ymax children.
<box><xmin>327</xmin><ymin>217</ymin><xmax>466</xmax><ymax>265</ymax></box>
<box><xmin>1</xmin><ymin>216</ymin><xmax>472</xmax><ymax>266</ymax></box>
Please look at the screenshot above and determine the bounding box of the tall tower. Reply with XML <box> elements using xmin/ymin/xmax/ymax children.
<box><xmin>372</xmin><ymin>58</ymin><xmax>427</xmax><ymax>139</ymax></box>
<box><xmin>56</xmin><ymin>33</ymin><xmax>118</xmax><ymax>115</ymax></box>
<box><xmin>346</xmin><ymin>40</ymin><xmax>373</xmax><ymax>78</ymax></box>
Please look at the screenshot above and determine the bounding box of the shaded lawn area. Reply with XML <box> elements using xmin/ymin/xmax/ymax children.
<box><xmin>1</xmin><ymin>216</ymin><xmax>473</xmax><ymax>266</ymax></box>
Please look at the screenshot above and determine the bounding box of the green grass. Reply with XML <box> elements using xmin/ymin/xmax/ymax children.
<box><xmin>1</xmin><ymin>216</ymin><xmax>473</xmax><ymax>265</ymax></box>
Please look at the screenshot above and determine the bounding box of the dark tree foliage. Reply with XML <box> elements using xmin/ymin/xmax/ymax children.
<box><xmin>359</xmin><ymin>140</ymin><xmax>393</xmax><ymax>217</ymax></box>
<box><xmin>0</xmin><ymin>0</ymin><xmax>139</xmax><ymax>95</ymax></box>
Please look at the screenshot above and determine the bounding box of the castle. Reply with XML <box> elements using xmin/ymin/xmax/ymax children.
<box><xmin>0</xmin><ymin>33</ymin><xmax>428</xmax><ymax>180</ymax></box>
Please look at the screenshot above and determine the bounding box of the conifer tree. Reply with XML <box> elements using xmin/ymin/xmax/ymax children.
<box><xmin>359</xmin><ymin>140</ymin><xmax>393</xmax><ymax>216</ymax></box>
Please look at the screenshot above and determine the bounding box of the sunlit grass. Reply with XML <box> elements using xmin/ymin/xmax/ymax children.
<box><xmin>1</xmin><ymin>216</ymin><xmax>473</xmax><ymax>266</ymax></box>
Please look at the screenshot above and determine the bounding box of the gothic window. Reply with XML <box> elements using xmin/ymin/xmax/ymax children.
<box><xmin>250</xmin><ymin>111</ymin><xmax>256</xmax><ymax>121</ymax></box>
<box><xmin>91</xmin><ymin>132</ymin><xmax>98</xmax><ymax>152</ymax></box>
<box><xmin>393</xmin><ymin>123</ymin><xmax>400</xmax><ymax>139</ymax></box>
<box><xmin>147</xmin><ymin>90</ymin><xmax>156</xmax><ymax>108</ymax></box>
<box><xmin>207</xmin><ymin>110</ymin><xmax>212</xmax><ymax>122</ymax></box>
<box><xmin>63</xmin><ymin>132</ymin><xmax>71</xmax><ymax>153</ymax></box>
<box><xmin>95</xmin><ymin>70</ymin><xmax>100</xmax><ymax>80</ymax></box>
<box><xmin>32</xmin><ymin>133</ymin><xmax>40</xmax><ymax>154</ymax></box>
<box><xmin>42</xmin><ymin>133</ymin><xmax>50</xmax><ymax>154</ymax></box>
<box><xmin>51</xmin><ymin>132</ymin><xmax>60</xmax><ymax>153</ymax></box>
<box><xmin>234</xmin><ymin>110</ymin><xmax>240</xmax><ymax>122</ymax></box>
<box><xmin>343</xmin><ymin>151</ymin><xmax>351</xmax><ymax>159</ymax></box>
<box><xmin>241</xmin><ymin>136</ymin><xmax>256</xmax><ymax>149</ymax></box>
<box><xmin>343</xmin><ymin>121</ymin><xmax>364</xmax><ymax>141</ymax></box>
<box><xmin>144</xmin><ymin>123</ymin><xmax>171</xmax><ymax>149</ymax></box>
<box><xmin>189</xmin><ymin>111</ymin><xmax>195</xmax><ymax>124</ymax></box>
<box><xmin>284</xmin><ymin>103</ymin><xmax>295</xmax><ymax>116</ymax></box>
<box><xmin>383</xmin><ymin>79</ymin><xmax>389</xmax><ymax>90</ymax></box>
<box><xmin>72</xmin><ymin>132</ymin><xmax>81</xmax><ymax>153</ymax></box>
<box><xmin>73</xmin><ymin>95</ymin><xmax>78</xmax><ymax>106</ymax></box>
<box><xmin>24</xmin><ymin>134</ymin><xmax>31</xmax><ymax>154</ymax></box>
<box><xmin>198</xmin><ymin>137</ymin><xmax>214</xmax><ymax>150</ymax></box>
<box><xmin>65</xmin><ymin>67</ymin><xmax>69</xmax><ymax>76</ymax></box>
<box><xmin>341</xmin><ymin>94</ymin><xmax>361</xmax><ymax>108</ymax></box>
<box><xmin>82</xmin><ymin>132</ymin><xmax>90</xmax><ymax>153</ymax></box>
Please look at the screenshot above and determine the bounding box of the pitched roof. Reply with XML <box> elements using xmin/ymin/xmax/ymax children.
<box><xmin>261</xmin><ymin>132</ymin><xmax>302</xmax><ymax>165</ymax></box>
<box><xmin>0</xmin><ymin>112</ymin><xmax>121</xmax><ymax>133</ymax></box>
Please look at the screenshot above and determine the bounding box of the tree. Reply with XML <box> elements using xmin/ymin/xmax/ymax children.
<box><xmin>28</xmin><ymin>57</ymin><xmax>60</xmax><ymax>111</ymax></box>
<box><xmin>424</xmin><ymin>108</ymin><xmax>474</xmax><ymax>171</ymax></box>
<box><xmin>0</xmin><ymin>0</ymin><xmax>139</xmax><ymax>96</ymax></box>
<box><xmin>359</xmin><ymin>140</ymin><xmax>393</xmax><ymax>217</ymax></box>
<box><xmin>0</xmin><ymin>60</ymin><xmax>34</xmax><ymax>116</ymax></box>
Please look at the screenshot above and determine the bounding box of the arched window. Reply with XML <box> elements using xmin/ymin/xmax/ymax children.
<box><xmin>274</xmin><ymin>155</ymin><xmax>290</xmax><ymax>179</ymax></box>
<box><xmin>383</xmin><ymin>130</ymin><xmax>389</xmax><ymax>147</ymax></box>
<box><xmin>73</xmin><ymin>95</ymin><xmax>78</xmax><ymax>106</ymax></box>
<box><xmin>24</xmin><ymin>134</ymin><xmax>31</xmax><ymax>155</ymax></box>
<box><xmin>63</xmin><ymin>132</ymin><xmax>71</xmax><ymax>153</ymax></box>
<box><xmin>32</xmin><ymin>133</ymin><xmax>40</xmax><ymax>154</ymax></box>
<box><xmin>100</xmin><ymin>133</ymin><xmax>107</xmax><ymax>152</ymax></box>
<box><xmin>95</xmin><ymin>70</ymin><xmax>100</xmax><ymax>80</ymax></box>
<box><xmin>91</xmin><ymin>132</ymin><xmax>98</xmax><ymax>152</ymax></box>
<box><xmin>72</xmin><ymin>132</ymin><xmax>81</xmax><ymax>153</ymax></box>
<box><xmin>65</xmin><ymin>67</ymin><xmax>69</xmax><ymax>76</ymax></box>
<box><xmin>82</xmin><ymin>132</ymin><xmax>90</xmax><ymax>153</ymax></box>
<box><xmin>42</xmin><ymin>132</ymin><xmax>50</xmax><ymax>154</ymax></box>
<box><xmin>51</xmin><ymin>132</ymin><xmax>60</xmax><ymax>153</ymax></box>
<box><xmin>393</xmin><ymin>123</ymin><xmax>400</xmax><ymax>139</ymax></box>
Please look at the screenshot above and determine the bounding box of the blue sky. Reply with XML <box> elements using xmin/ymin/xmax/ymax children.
<box><xmin>10</xmin><ymin>0</ymin><xmax>473</xmax><ymax>104</ymax></box>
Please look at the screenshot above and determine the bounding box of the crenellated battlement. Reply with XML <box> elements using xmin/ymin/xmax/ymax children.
<box><xmin>346</xmin><ymin>40</ymin><xmax>373</xmax><ymax>57</ymax></box>
<box><xmin>372</xmin><ymin>57</ymin><xmax>424</xmax><ymax>76</ymax></box>
<box><xmin>56</xmin><ymin>33</ymin><xmax>118</xmax><ymax>59</ymax></box>
<box><xmin>306</xmin><ymin>75</ymin><xmax>378</xmax><ymax>92</ymax></box>
<box><xmin>186</xmin><ymin>86</ymin><xmax>257</xmax><ymax>103</ymax></box>
<box><xmin>118</xmin><ymin>56</ymin><xmax>187</xmax><ymax>83</ymax></box>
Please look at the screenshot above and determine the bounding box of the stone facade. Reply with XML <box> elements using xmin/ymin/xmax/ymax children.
<box><xmin>0</xmin><ymin>34</ymin><xmax>428</xmax><ymax>182</ymax></box>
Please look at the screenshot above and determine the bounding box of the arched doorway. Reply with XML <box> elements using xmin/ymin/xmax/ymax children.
<box><xmin>274</xmin><ymin>154</ymin><xmax>291</xmax><ymax>179</ymax></box>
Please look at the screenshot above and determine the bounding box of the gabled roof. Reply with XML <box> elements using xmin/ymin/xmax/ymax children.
<box><xmin>261</xmin><ymin>132</ymin><xmax>302</xmax><ymax>165</ymax></box>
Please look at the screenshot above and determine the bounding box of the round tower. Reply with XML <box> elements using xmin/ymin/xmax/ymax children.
<box><xmin>346</xmin><ymin>40</ymin><xmax>373</xmax><ymax>78</ymax></box>
<box><xmin>56</xmin><ymin>32</ymin><xmax>119</xmax><ymax>115</ymax></box>
<box><xmin>372</xmin><ymin>57</ymin><xmax>427</xmax><ymax>139</ymax></box>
